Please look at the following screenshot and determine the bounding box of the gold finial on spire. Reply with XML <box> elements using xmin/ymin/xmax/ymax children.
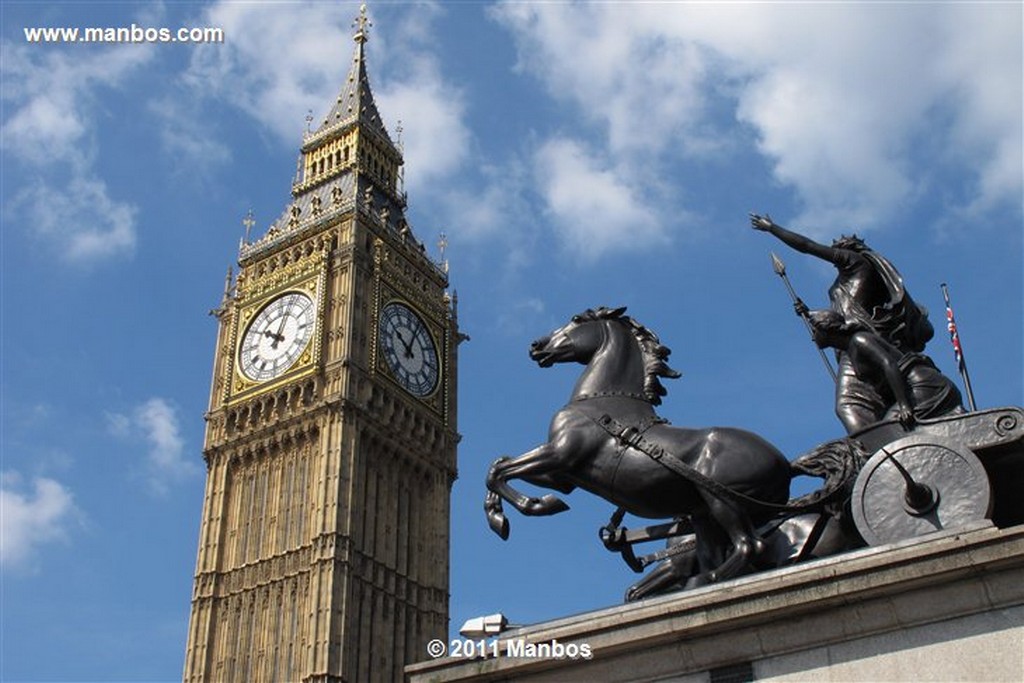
<box><xmin>353</xmin><ymin>3</ymin><xmax>371</xmax><ymax>43</ymax></box>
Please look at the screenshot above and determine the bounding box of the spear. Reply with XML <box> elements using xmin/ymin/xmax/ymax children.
<box><xmin>770</xmin><ymin>252</ymin><xmax>838</xmax><ymax>384</ymax></box>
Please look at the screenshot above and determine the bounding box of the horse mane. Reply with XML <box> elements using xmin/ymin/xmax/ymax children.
<box><xmin>579</xmin><ymin>307</ymin><xmax>682</xmax><ymax>405</ymax></box>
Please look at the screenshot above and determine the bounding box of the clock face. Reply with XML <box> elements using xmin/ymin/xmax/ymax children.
<box><xmin>378</xmin><ymin>302</ymin><xmax>439</xmax><ymax>397</ymax></box>
<box><xmin>238</xmin><ymin>291</ymin><xmax>316</xmax><ymax>382</ymax></box>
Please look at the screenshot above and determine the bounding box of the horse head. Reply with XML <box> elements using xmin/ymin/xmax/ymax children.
<box><xmin>530</xmin><ymin>306</ymin><xmax>681</xmax><ymax>405</ymax></box>
<box><xmin>529</xmin><ymin>306</ymin><xmax>627</xmax><ymax>368</ymax></box>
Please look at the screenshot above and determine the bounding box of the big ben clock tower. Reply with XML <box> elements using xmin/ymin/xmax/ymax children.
<box><xmin>184</xmin><ymin>8</ymin><xmax>459</xmax><ymax>682</ymax></box>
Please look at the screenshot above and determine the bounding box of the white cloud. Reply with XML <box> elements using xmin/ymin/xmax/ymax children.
<box><xmin>185</xmin><ymin>1</ymin><xmax>350</xmax><ymax>143</ymax></box>
<box><xmin>14</xmin><ymin>176</ymin><xmax>137</xmax><ymax>263</ymax></box>
<box><xmin>108</xmin><ymin>398</ymin><xmax>199</xmax><ymax>495</ymax></box>
<box><xmin>493</xmin><ymin>2</ymin><xmax>1022</xmax><ymax>235</ymax></box>
<box><xmin>490</xmin><ymin>3</ymin><xmax>713</xmax><ymax>157</ymax></box>
<box><xmin>929</xmin><ymin>5</ymin><xmax>1023</xmax><ymax>216</ymax></box>
<box><xmin>136</xmin><ymin>399</ymin><xmax>187</xmax><ymax>473</ymax></box>
<box><xmin>377</xmin><ymin>67</ymin><xmax>470</xmax><ymax>195</ymax></box>
<box><xmin>0</xmin><ymin>39</ymin><xmax>149</xmax><ymax>263</ymax></box>
<box><xmin>534</xmin><ymin>137</ymin><xmax>665</xmax><ymax>262</ymax></box>
<box><xmin>372</xmin><ymin>3</ymin><xmax>471</xmax><ymax>194</ymax></box>
<box><xmin>438</xmin><ymin>158</ymin><xmax>531</xmax><ymax>243</ymax></box>
<box><xmin>0</xmin><ymin>472</ymin><xmax>77</xmax><ymax>570</ymax></box>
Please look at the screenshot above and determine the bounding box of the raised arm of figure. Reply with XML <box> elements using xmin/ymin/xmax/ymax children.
<box><xmin>750</xmin><ymin>213</ymin><xmax>836</xmax><ymax>263</ymax></box>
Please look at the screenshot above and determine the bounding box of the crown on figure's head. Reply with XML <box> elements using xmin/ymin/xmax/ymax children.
<box><xmin>832</xmin><ymin>234</ymin><xmax>867</xmax><ymax>251</ymax></box>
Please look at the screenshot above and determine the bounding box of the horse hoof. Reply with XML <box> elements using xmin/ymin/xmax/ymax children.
<box><xmin>537</xmin><ymin>494</ymin><xmax>570</xmax><ymax>515</ymax></box>
<box><xmin>488</xmin><ymin>513</ymin><xmax>510</xmax><ymax>540</ymax></box>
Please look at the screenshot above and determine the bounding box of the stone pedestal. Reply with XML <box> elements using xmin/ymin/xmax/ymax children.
<box><xmin>408</xmin><ymin>523</ymin><xmax>1024</xmax><ymax>682</ymax></box>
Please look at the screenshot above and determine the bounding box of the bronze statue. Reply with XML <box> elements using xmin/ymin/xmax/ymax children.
<box><xmin>751</xmin><ymin>214</ymin><xmax>934</xmax><ymax>433</ymax></box>
<box><xmin>803</xmin><ymin>306</ymin><xmax>964</xmax><ymax>425</ymax></box>
<box><xmin>484</xmin><ymin>305</ymin><xmax>1023</xmax><ymax>601</ymax></box>
<box><xmin>484</xmin><ymin>307</ymin><xmax>860</xmax><ymax>589</ymax></box>
<box><xmin>479</xmin><ymin>218</ymin><xmax>1019</xmax><ymax>602</ymax></box>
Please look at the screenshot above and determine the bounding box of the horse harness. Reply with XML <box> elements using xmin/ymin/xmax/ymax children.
<box><xmin>592</xmin><ymin>412</ymin><xmax>817</xmax><ymax>514</ymax></box>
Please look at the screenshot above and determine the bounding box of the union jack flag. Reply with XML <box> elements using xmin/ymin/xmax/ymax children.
<box><xmin>941</xmin><ymin>283</ymin><xmax>977</xmax><ymax>411</ymax></box>
<box><xmin>943</xmin><ymin>284</ymin><xmax>965</xmax><ymax>370</ymax></box>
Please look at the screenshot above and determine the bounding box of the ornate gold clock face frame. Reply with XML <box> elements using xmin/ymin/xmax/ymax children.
<box><xmin>378</xmin><ymin>301</ymin><xmax>440</xmax><ymax>398</ymax></box>
<box><xmin>237</xmin><ymin>291</ymin><xmax>316</xmax><ymax>382</ymax></box>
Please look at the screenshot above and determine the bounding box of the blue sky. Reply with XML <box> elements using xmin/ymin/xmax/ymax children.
<box><xmin>1</xmin><ymin>1</ymin><xmax>1021</xmax><ymax>680</ymax></box>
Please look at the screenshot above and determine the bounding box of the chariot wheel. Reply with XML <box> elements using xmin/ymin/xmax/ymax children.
<box><xmin>851</xmin><ymin>434</ymin><xmax>992</xmax><ymax>546</ymax></box>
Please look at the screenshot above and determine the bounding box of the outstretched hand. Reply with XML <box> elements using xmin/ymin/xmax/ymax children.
<box><xmin>749</xmin><ymin>212</ymin><xmax>775</xmax><ymax>232</ymax></box>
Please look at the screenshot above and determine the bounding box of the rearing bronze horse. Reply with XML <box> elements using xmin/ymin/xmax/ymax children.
<box><xmin>485</xmin><ymin>307</ymin><xmax>799</xmax><ymax>586</ymax></box>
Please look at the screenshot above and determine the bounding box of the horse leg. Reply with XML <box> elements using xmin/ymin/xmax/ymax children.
<box><xmin>698</xmin><ymin>492</ymin><xmax>764</xmax><ymax>584</ymax></box>
<box><xmin>526</xmin><ymin>472</ymin><xmax>576</xmax><ymax>495</ymax></box>
<box><xmin>486</xmin><ymin>446</ymin><xmax>573</xmax><ymax>516</ymax></box>
<box><xmin>484</xmin><ymin>472</ymin><xmax>575</xmax><ymax>540</ymax></box>
<box><xmin>684</xmin><ymin>511</ymin><xmax>728</xmax><ymax>588</ymax></box>
<box><xmin>625</xmin><ymin>545</ymin><xmax>697</xmax><ymax>602</ymax></box>
<box><xmin>484</xmin><ymin>411</ymin><xmax>595</xmax><ymax>538</ymax></box>
<box><xmin>626</xmin><ymin>561</ymin><xmax>678</xmax><ymax>602</ymax></box>
<box><xmin>484</xmin><ymin>441</ymin><xmax>583</xmax><ymax>539</ymax></box>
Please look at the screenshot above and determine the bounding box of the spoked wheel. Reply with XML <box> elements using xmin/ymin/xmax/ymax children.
<box><xmin>851</xmin><ymin>435</ymin><xmax>992</xmax><ymax>546</ymax></box>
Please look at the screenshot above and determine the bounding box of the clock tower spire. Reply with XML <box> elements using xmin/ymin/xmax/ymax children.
<box><xmin>291</xmin><ymin>2</ymin><xmax>401</xmax><ymax>212</ymax></box>
<box><xmin>184</xmin><ymin>6</ymin><xmax>459</xmax><ymax>682</ymax></box>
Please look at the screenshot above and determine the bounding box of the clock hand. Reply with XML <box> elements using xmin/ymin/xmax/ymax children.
<box><xmin>268</xmin><ymin>313</ymin><xmax>290</xmax><ymax>349</ymax></box>
<box><xmin>395</xmin><ymin>330</ymin><xmax>416</xmax><ymax>359</ymax></box>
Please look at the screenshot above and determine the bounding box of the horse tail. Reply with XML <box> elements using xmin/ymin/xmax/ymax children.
<box><xmin>788</xmin><ymin>438</ymin><xmax>869</xmax><ymax>512</ymax></box>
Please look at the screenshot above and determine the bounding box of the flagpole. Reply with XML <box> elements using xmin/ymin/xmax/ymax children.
<box><xmin>941</xmin><ymin>283</ymin><xmax>977</xmax><ymax>411</ymax></box>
